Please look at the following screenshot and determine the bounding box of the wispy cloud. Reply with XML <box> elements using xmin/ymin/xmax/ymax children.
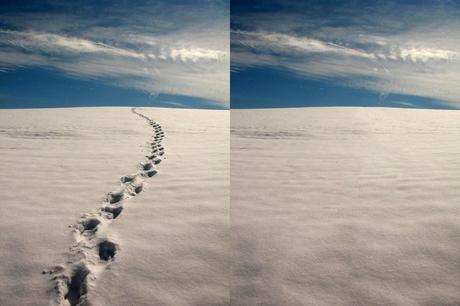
<box><xmin>0</xmin><ymin>1</ymin><xmax>229</xmax><ymax>107</ymax></box>
<box><xmin>234</xmin><ymin>30</ymin><xmax>375</xmax><ymax>59</ymax></box>
<box><xmin>1</xmin><ymin>30</ymin><xmax>147</xmax><ymax>59</ymax></box>
<box><xmin>232</xmin><ymin>1</ymin><xmax>460</xmax><ymax>107</ymax></box>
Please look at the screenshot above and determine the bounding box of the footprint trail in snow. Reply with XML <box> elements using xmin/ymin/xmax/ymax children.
<box><xmin>44</xmin><ymin>108</ymin><xmax>165</xmax><ymax>306</ymax></box>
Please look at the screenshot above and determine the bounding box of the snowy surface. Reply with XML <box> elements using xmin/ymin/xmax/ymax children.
<box><xmin>231</xmin><ymin>107</ymin><xmax>460</xmax><ymax>305</ymax></box>
<box><xmin>0</xmin><ymin>107</ymin><xmax>229</xmax><ymax>306</ymax></box>
<box><xmin>2</xmin><ymin>106</ymin><xmax>460</xmax><ymax>305</ymax></box>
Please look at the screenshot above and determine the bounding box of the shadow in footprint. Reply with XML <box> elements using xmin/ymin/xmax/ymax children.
<box><xmin>147</xmin><ymin>154</ymin><xmax>159</xmax><ymax>160</ymax></box>
<box><xmin>131</xmin><ymin>183</ymin><xmax>143</xmax><ymax>194</ymax></box>
<box><xmin>102</xmin><ymin>205</ymin><xmax>123</xmax><ymax>219</ymax></box>
<box><xmin>144</xmin><ymin>169</ymin><xmax>158</xmax><ymax>177</ymax></box>
<box><xmin>142</xmin><ymin>163</ymin><xmax>153</xmax><ymax>171</ymax></box>
<box><xmin>120</xmin><ymin>175</ymin><xmax>135</xmax><ymax>183</ymax></box>
<box><xmin>79</xmin><ymin>218</ymin><xmax>100</xmax><ymax>232</ymax></box>
<box><xmin>65</xmin><ymin>264</ymin><xmax>89</xmax><ymax>306</ymax></box>
<box><xmin>98</xmin><ymin>240</ymin><xmax>117</xmax><ymax>261</ymax></box>
<box><xmin>107</xmin><ymin>191</ymin><xmax>124</xmax><ymax>204</ymax></box>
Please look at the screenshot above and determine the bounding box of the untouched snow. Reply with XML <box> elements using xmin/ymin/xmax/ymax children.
<box><xmin>0</xmin><ymin>107</ymin><xmax>229</xmax><ymax>306</ymax></box>
<box><xmin>231</xmin><ymin>107</ymin><xmax>460</xmax><ymax>305</ymax></box>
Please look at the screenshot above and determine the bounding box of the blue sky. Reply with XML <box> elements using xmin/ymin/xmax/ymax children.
<box><xmin>231</xmin><ymin>0</ymin><xmax>460</xmax><ymax>109</ymax></box>
<box><xmin>0</xmin><ymin>0</ymin><xmax>229</xmax><ymax>109</ymax></box>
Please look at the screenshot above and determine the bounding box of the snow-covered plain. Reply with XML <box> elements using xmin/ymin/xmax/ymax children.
<box><xmin>0</xmin><ymin>107</ymin><xmax>229</xmax><ymax>306</ymax></box>
<box><xmin>231</xmin><ymin>107</ymin><xmax>460</xmax><ymax>305</ymax></box>
<box><xmin>2</xmin><ymin>106</ymin><xmax>460</xmax><ymax>306</ymax></box>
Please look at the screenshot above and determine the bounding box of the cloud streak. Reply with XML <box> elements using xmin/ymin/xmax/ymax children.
<box><xmin>231</xmin><ymin>1</ymin><xmax>460</xmax><ymax>107</ymax></box>
<box><xmin>0</xmin><ymin>1</ymin><xmax>229</xmax><ymax>107</ymax></box>
<box><xmin>1</xmin><ymin>29</ymin><xmax>227</xmax><ymax>63</ymax></box>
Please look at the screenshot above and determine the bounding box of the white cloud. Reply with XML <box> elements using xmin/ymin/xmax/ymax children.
<box><xmin>234</xmin><ymin>30</ymin><xmax>375</xmax><ymax>59</ymax></box>
<box><xmin>0</xmin><ymin>30</ymin><xmax>146</xmax><ymax>59</ymax></box>
<box><xmin>396</xmin><ymin>47</ymin><xmax>458</xmax><ymax>63</ymax></box>
<box><xmin>169</xmin><ymin>47</ymin><xmax>226</xmax><ymax>62</ymax></box>
<box><xmin>0</xmin><ymin>2</ymin><xmax>229</xmax><ymax>107</ymax></box>
<box><xmin>232</xmin><ymin>25</ymin><xmax>460</xmax><ymax>106</ymax></box>
<box><xmin>233</xmin><ymin>30</ymin><xmax>460</xmax><ymax>64</ymax></box>
<box><xmin>1</xmin><ymin>29</ymin><xmax>229</xmax><ymax>64</ymax></box>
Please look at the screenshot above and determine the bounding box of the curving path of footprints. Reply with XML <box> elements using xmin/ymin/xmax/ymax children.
<box><xmin>44</xmin><ymin>108</ymin><xmax>165</xmax><ymax>306</ymax></box>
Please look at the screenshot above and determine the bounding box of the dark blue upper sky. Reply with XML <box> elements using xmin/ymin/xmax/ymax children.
<box><xmin>231</xmin><ymin>0</ymin><xmax>460</xmax><ymax>109</ymax></box>
<box><xmin>0</xmin><ymin>0</ymin><xmax>229</xmax><ymax>109</ymax></box>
